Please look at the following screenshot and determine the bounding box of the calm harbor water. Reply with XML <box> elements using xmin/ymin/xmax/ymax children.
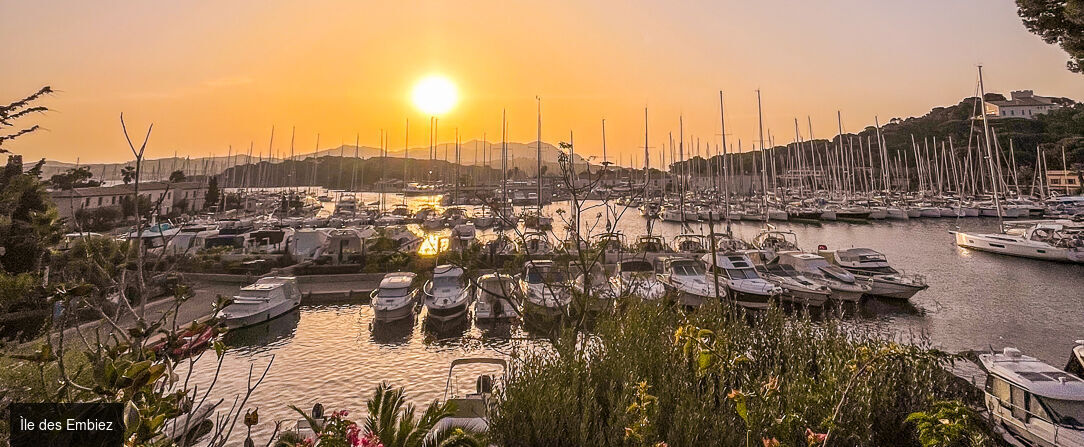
<box><xmin>184</xmin><ymin>191</ymin><xmax>1084</xmax><ymax>443</ymax></box>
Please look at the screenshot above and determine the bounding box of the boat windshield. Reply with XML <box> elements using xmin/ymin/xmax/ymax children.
<box><xmin>620</xmin><ymin>261</ymin><xmax>653</xmax><ymax>273</ymax></box>
<box><xmin>237</xmin><ymin>289</ymin><xmax>272</xmax><ymax>299</ymax></box>
<box><xmin>526</xmin><ymin>268</ymin><xmax>567</xmax><ymax>284</ymax></box>
<box><xmin>671</xmin><ymin>262</ymin><xmax>705</xmax><ymax>276</ymax></box>
<box><xmin>378</xmin><ymin>287</ymin><xmax>411</xmax><ymax>298</ymax></box>
<box><xmin>1042</xmin><ymin>398</ymin><xmax>1084</xmax><ymax>428</ymax></box>
<box><xmin>433</xmin><ymin>275</ymin><xmax>461</xmax><ymax>288</ymax></box>
<box><xmin>726</xmin><ymin>268</ymin><xmax>759</xmax><ymax>280</ymax></box>
<box><xmin>802</xmin><ymin>258</ymin><xmax>830</xmax><ymax>270</ymax></box>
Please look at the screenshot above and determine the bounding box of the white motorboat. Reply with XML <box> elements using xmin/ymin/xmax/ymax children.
<box><xmin>428</xmin><ymin>358</ymin><xmax>507</xmax><ymax>437</ymax></box>
<box><xmin>980</xmin><ymin>347</ymin><xmax>1084</xmax><ymax>447</ymax></box>
<box><xmin>520</xmin><ymin>232</ymin><xmax>554</xmax><ymax>256</ymax></box>
<box><xmin>753</xmin><ymin>228</ymin><xmax>801</xmax><ymax>259</ymax></box>
<box><xmin>885</xmin><ymin>207</ymin><xmax>910</xmax><ymax>220</ymax></box>
<box><xmin>571</xmin><ymin>263</ymin><xmax>615</xmax><ymax>315</ymax></box>
<box><xmin>819</xmin><ymin>247</ymin><xmax>928</xmax><ymax>300</ymax></box>
<box><xmin>450</xmin><ymin>223</ymin><xmax>477</xmax><ymax>250</ymax></box>
<box><xmin>774</xmin><ymin>251</ymin><xmax>871</xmax><ymax>302</ymax></box>
<box><xmin>656</xmin><ymin>256</ymin><xmax>723</xmax><ymax>307</ymax></box>
<box><xmin>610</xmin><ymin>259</ymin><xmax>666</xmax><ymax>300</ymax></box>
<box><xmin>382</xmin><ymin>225</ymin><xmax>423</xmax><ymax>252</ymax></box>
<box><xmin>952</xmin><ymin>220</ymin><xmax>1084</xmax><ymax>263</ymax></box>
<box><xmin>422</xmin><ymin>265</ymin><xmax>471</xmax><ymax>322</ymax></box>
<box><xmin>473</xmin><ymin>273</ymin><xmax>518</xmax><ymax>322</ymax></box>
<box><xmin>673</xmin><ymin>234</ymin><xmax>706</xmax><ymax>254</ymax></box>
<box><xmin>370</xmin><ymin>272</ymin><xmax>419</xmax><ymax>322</ymax></box>
<box><xmin>702</xmin><ymin>253</ymin><xmax>781</xmax><ymax>309</ymax></box>
<box><xmin>518</xmin><ymin>260</ymin><xmax>570</xmax><ymax>320</ymax></box>
<box><xmin>222</xmin><ymin>277</ymin><xmax>302</xmax><ymax>330</ymax></box>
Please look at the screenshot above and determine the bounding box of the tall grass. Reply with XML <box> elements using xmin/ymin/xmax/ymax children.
<box><xmin>489</xmin><ymin>300</ymin><xmax>980</xmax><ymax>447</ymax></box>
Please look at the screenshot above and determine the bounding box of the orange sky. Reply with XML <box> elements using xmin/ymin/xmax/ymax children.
<box><xmin>2</xmin><ymin>0</ymin><xmax>1082</xmax><ymax>165</ymax></box>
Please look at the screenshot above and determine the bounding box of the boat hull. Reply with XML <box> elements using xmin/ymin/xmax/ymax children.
<box><xmin>952</xmin><ymin>231</ymin><xmax>1084</xmax><ymax>263</ymax></box>
<box><xmin>224</xmin><ymin>299</ymin><xmax>300</xmax><ymax>330</ymax></box>
<box><xmin>373</xmin><ymin>302</ymin><xmax>416</xmax><ymax>322</ymax></box>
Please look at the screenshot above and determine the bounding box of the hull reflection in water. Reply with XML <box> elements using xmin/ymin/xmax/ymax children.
<box><xmin>369</xmin><ymin>316</ymin><xmax>416</xmax><ymax>345</ymax></box>
<box><xmin>223</xmin><ymin>308</ymin><xmax>301</xmax><ymax>349</ymax></box>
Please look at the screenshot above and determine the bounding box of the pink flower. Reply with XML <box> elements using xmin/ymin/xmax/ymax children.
<box><xmin>357</xmin><ymin>432</ymin><xmax>383</xmax><ymax>447</ymax></box>
<box><xmin>332</xmin><ymin>409</ymin><xmax>350</xmax><ymax>419</ymax></box>
<box><xmin>346</xmin><ymin>423</ymin><xmax>361</xmax><ymax>446</ymax></box>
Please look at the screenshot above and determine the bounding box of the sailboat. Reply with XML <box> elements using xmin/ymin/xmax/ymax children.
<box><xmin>950</xmin><ymin>67</ymin><xmax>1084</xmax><ymax>263</ymax></box>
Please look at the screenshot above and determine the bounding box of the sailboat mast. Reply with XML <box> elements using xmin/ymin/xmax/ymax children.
<box><xmin>757</xmin><ymin>90</ymin><xmax>768</xmax><ymax>222</ymax></box>
<box><xmin>977</xmin><ymin>65</ymin><xmax>1003</xmax><ymax>231</ymax></box>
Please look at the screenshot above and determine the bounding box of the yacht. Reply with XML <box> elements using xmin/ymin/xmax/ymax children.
<box><xmin>702</xmin><ymin>253</ymin><xmax>782</xmax><ymax>310</ymax></box>
<box><xmin>656</xmin><ymin>256</ymin><xmax>723</xmax><ymax>308</ymax></box>
<box><xmin>980</xmin><ymin>347</ymin><xmax>1084</xmax><ymax>447</ymax></box>
<box><xmin>610</xmin><ymin>259</ymin><xmax>666</xmax><ymax>300</ymax></box>
<box><xmin>673</xmin><ymin>234</ymin><xmax>707</xmax><ymax>254</ymax></box>
<box><xmin>520</xmin><ymin>232</ymin><xmax>555</xmax><ymax>256</ymax></box>
<box><xmin>449</xmin><ymin>222</ymin><xmax>477</xmax><ymax>250</ymax></box>
<box><xmin>422</xmin><ymin>265</ymin><xmax>471</xmax><ymax>322</ymax></box>
<box><xmin>473</xmin><ymin>273</ymin><xmax>518</xmax><ymax>322</ymax></box>
<box><xmin>633</xmin><ymin>235</ymin><xmax>670</xmax><ymax>253</ymax></box>
<box><xmin>749</xmin><ymin>256</ymin><xmax>831</xmax><ymax>308</ymax></box>
<box><xmin>334</xmin><ymin>195</ymin><xmax>357</xmax><ymax>216</ymax></box>
<box><xmin>774</xmin><ymin>252</ymin><xmax>871</xmax><ymax>302</ymax></box>
<box><xmin>952</xmin><ymin>220</ymin><xmax>1084</xmax><ymax>263</ymax></box>
<box><xmin>819</xmin><ymin>247</ymin><xmax>929</xmax><ymax>300</ymax></box>
<box><xmin>518</xmin><ymin>260</ymin><xmax>570</xmax><ymax>320</ymax></box>
<box><xmin>571</xmin><ymin>264</ymin><xmax>615</xmax><ymax>315</ymax></box>
<box><xmin>428</xmin><ymin>358</ymin><xmax>507</xmax><ymax>436</ymax></box>
<box><xmin>370</xmin><ymin>272</ymin><xmax>419</xmax><ymax>322</ymax></box>
<box><xmin>222</xmin><ymin>277</ymin><xmax>302</xmax><ymax>330</ymax></box>
<box><xmin>753</xmin><ymin>228</ymin><xmax>801</xmax><ymax>259</ymax></box>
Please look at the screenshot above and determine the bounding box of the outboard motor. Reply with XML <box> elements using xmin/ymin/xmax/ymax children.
<box><xmin>476</xmin><ymin>374</ymin><xmax>493</xmax><ymax>394</ymax></box>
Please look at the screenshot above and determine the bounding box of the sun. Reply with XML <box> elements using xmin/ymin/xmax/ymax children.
<box><xmin>412</xmin><ymin>75</ymin><xmax>457</xmax><ymax>116</ymax></box>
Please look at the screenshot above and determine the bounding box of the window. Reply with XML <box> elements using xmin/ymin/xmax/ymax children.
<box><xmin>85</xmin><ymin>197</ymin><xmax>91</xmax><ymax>206</ymax></box>
<box><xmin>990</xmin><ymin>376</ymin><xmax>1011</xmax><ymax>408</ymax></box>
<box><xmin>1028</xmin><ymin>393</ymin><xmax>1050</xmax><ymax>422</ymax></box>
<box><xmin>1011</xmin><ymin>386</ymin><xmax>1027</xmax><ymax>421</ymax></box>
<box><xmin>97</xmin><ymin>197</ymin><xmax>102</xmax><ymax>206</ymax></box>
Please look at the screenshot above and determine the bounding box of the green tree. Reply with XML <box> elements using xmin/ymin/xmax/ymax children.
<box><xmin>0</xmin><ymin>86</ymin><xmax>52</xmax><ymax>152</ymax></box>
<box><xmin>49</xmin><ymin>166</ymin><xmax>100</xmax><ymax>190</ymax></box>
<box><xmin>1017</xmin><ymin>0</ymin><xmax>1084</xmax><ymax>73</ymax></box>
<box><xmin>0</xmin><ymin>155</ymin><xmax>63</xmax><ymax>274</ymax></box>
<box><xmin>168</xmin><ymin>169</ymin><xmax>185</xmax><ymax>183</ymax></box>
<box><xmin>121</xmin><ymin>165</ymin><xmax>136</xmax><ymax>184</ymax></box>
<box><xmin>204</xmin><ymin>176</ymin><xmax>220</xmax><ymax>209</ymax></box>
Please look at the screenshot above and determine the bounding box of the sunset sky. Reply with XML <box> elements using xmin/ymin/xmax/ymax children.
<box><xmin>2</xmin><ymin>0</ymin><xmax>1082</xmax><ymax>165</ymax></box>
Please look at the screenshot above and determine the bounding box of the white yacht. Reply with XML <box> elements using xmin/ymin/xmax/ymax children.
<box><xmin>753</xmin><ymin>228</ymin><xmax>801</xmax><ymax>259</ymax></box>
<box><xmin>702</xmin><ymin>253</ymin><xmax>781</xmax><ymax>310</ymax></box>
<box><xmin>981</xmin><ymin>347</ymin><xmax>1084</xmax><ymax>446</ymax></box>
<box><xmin>222</xmin><ymin>277</ymin><xmax>302</xmax><ymax>330</ymax></box>
<box><xmin>428</xmin><ymin>358</ymin><xmax>507</xmax><ymax>437</ymax></box>
<box><xmin>673</xmin><ymin>234</ymin><xmax>706</xmax><ymax>254</ymax></box>
<box><xmin>952</xmin><ymin>220</ymin><xmax>1084</xmax><ymax>263</ymax></box>
<box><xmin>520</xmin><ymin>232</ymin><xmax>555</xmax><ymax>256</ymax></box>
<box><xmin>656</xmin><ymin>256</ymin><xmax>723</xmax><ymax>308</ymax></box>
<box><xmin>473</xmin><ymin>273</ymin><xmax>518</xmax><ymax>322</ymax></box>
<box><xmin>422</xmin><ymin>265</ymin><xmax>471</xmax><ymax>322</ymax></box>
<box><xmin>518</xmin><ymin>260</ymin><xmax>570</xmax><ymax>320</ymax></box>
<box><xmin>450</xmin><ymin>222</ymin><xmax>477</xmax><ymax>250</ymax></box>
<box><xmin>610</xmin><ymin>259</ymin><xmax>666</xmax><ymax>300</ymax></box>
<box><xmin>774</xmin><ymin>252</ymin><xmax>871</xmax><ymax>302</ymax></box>
<box><xmin>571</xmin><ymin>264</ymin><xmax>615</xmax><ymax>315</ymax></box>
<box><xmin>819</xmin><ymin>247</ymin><xmax>928</xmax><ymax>300</ymax></box>
<box><xmin>370</xmin><ymin>272</ymin><xmax>419</xmax><ymax>322</ymax></box>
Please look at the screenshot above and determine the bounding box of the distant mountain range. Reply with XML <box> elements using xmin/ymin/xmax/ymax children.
<box><xmin>39</xmin><ymin>140</ymin><xmax>591</xmax><ymax>182</ymax></box>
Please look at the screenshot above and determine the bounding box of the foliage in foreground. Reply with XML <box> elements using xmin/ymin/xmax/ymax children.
<box><xmin>489</xmin><ymin>301</ymin><xmax>991</xmax><ymax>447</ymax></box>
<box><xmin>277</xmin><ymin>382</ymin><xmax>482</xmax><ymax>447</ymax></box>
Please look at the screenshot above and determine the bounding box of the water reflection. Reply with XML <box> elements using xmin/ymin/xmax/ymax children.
<box><xmin>369</xmin><ymin>316</ymin><xmax>417</xmax><ymax>345</ymax></box>
<box><xmin>223</xmin><ymin>309</ymin><xmax>301</xmax><ymax>352</ymax></box>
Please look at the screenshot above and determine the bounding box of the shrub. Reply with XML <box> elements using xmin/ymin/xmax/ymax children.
<box><xmin>489</xmin><ymin>301</ymin><xmax>984</xmax><ymax>447</ymax></box>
